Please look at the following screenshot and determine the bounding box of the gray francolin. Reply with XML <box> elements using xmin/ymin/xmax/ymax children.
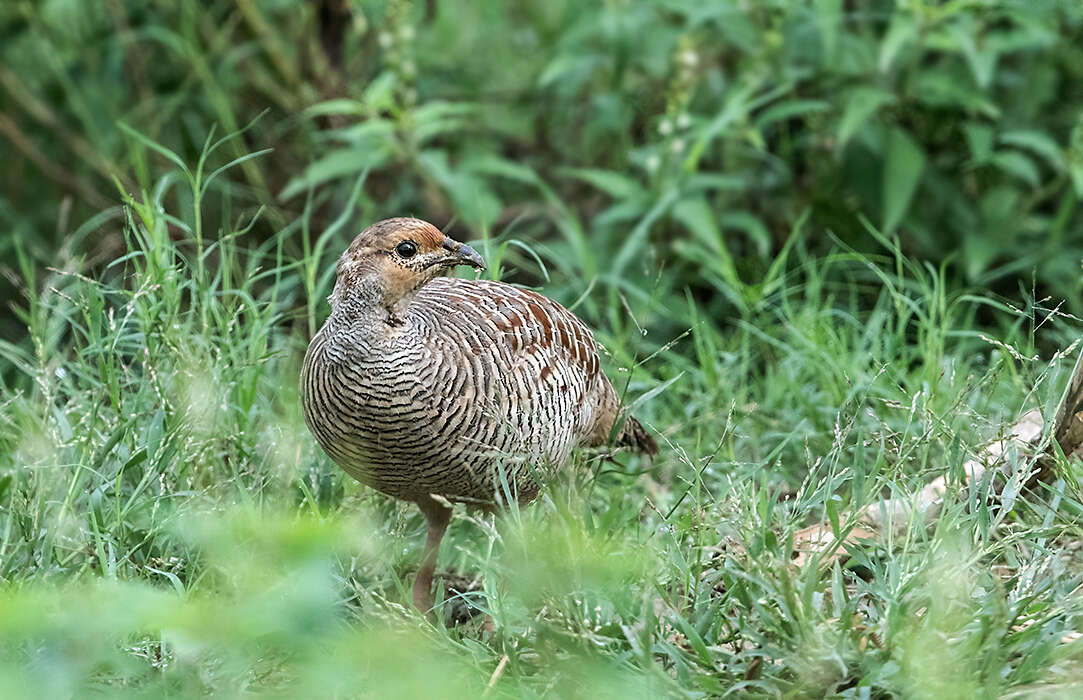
<box><xmin>300</xmin><ymin>217</ymin><xmax>657</xmax><ymax>613</ymax></box>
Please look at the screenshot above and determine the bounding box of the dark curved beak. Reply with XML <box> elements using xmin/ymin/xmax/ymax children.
<box><xmin>441</xmin><ymin>236</ymin><xmax>485</xmax><ymax>270</ymax></box>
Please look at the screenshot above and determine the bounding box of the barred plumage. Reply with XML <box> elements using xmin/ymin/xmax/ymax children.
<box><xmin>300</xmin><ymin>218</ymin><xmax>657</xmax><ymax>613</ymax></box>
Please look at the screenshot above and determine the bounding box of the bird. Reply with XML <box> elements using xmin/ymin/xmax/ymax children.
<box><xmin>300</xmin><ymin>217</ymin><xmax>658</xmax><ymax>614</ymax></box>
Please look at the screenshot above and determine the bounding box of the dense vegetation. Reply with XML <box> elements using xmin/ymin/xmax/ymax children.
<box><xmin>2</xmin><ymin>1</ymin><xmax>1083</xmax><ymax>696</ymax></box>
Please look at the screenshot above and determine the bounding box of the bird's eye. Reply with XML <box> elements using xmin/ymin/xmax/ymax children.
<box><xmin>395</xmin><ymin>240</ymin><xmax>418</xmax><ymax>259</ymax></box>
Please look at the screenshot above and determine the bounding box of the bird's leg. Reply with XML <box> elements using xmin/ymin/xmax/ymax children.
<box><xmin>413</xmin><ymin>494</ymin><xmax>452</xmax><ymax>615</ymax></box>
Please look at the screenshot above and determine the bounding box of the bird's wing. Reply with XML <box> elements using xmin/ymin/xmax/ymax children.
<box><xmin>425</xmin><ymin>278</ymin><xmax>616</xmax><ymax>441</ymax></box>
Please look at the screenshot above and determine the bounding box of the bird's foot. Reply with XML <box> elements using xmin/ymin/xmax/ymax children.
<box><xmin>438</xmin><ymin>569</ymin><xmax>487</xmax><ymax>626</ymax></box>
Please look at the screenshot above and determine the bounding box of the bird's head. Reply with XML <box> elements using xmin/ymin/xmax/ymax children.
<box><xmin>330</xmin><ymin>217</ymin><xmax>485</xmax><ymax>325</ymax></box>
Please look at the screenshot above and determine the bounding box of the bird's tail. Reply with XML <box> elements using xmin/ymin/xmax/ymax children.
<box><xmin>617</xmin><ymin>415</ymin><xmax>659</xmax><ymax>456</ymax></box>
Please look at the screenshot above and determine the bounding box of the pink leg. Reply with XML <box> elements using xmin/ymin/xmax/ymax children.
<box><xmin>413</xmin><ymin>495</ymin><xmax>452</xmax><ymax>615</ymax></box>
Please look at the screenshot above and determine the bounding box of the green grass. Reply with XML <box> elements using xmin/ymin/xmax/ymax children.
<box><xmin>2</xmin><ymin>135</ymin><xmax>1083</xmax><ymax>698</ymax></box>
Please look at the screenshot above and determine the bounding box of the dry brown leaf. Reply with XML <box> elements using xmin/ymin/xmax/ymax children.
<box><xmin>860</xmin><ymin>409</ymin><xmax>1045</xmax><ymax>535</ymax></box>
<box><xmin>731</xmin><ymin>348</ymin><xmax>1081</xmax><ymax>576</ymax></box>
<box><xmin>791</xmin><ymin>522</ymin><xmax>875</xmax><ymax>568</ymax></box>
<box><xmin>791</xmin><ymin>393</ymin><xmax>1057</xmax><ymax>567</ymax></box>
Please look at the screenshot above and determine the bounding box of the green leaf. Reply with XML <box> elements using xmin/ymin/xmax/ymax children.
<box><xmin>1069</xmin><ymin>116</ymin><xmax>1083</xmax><ymax>196</ymax></box>
<box><xmin>1000</xmin><ymin>130</ymin><xmax>1065</xmax><ymax>171</ymax></box>
<box><xmin>814</xmin><ymin>0</ymin><xmax>841</xmax><ymax>64</ymax></box>
<box><xmin>612</xmin><ymin>188</ymin><xmax>678</xmax><ymax>279</ymax></box>
<box><xmin>472</xmin><ymin>156</ymin><xmax>545</xmax><ymax>188</ymax></box>
<box><xmin>304</xmin><ymin>99</ymin><xmax>365</xmax><ymax>118</ymax></box>
<box><xmin>964</xmin><ymin>123</ymin><xmax>995</xmax><ymax>164</ymax></box>
<box><xmin>146</xmin><ymin>566</ymin><xmax>186</xmax><ymax>596</ymax></box>
<box><xmin>986</xmin><ymin>26</ymin><xmax>1057</xmax><ymax>54</ymax></box>
<box><xmin>202</xmin><ymin>148</ymin><xmax>273</xmax><ymax>196</ymax></box>
<box><xmin>665</xmin><ymin>610</ymin><xmax>713</xmax><ymax>667</ymax></box>
<box><xmin>627</xmin><ymin>372</ymin><xmax>685</xmax><ymax>413</ymax></box>
<box><xmin>411</xmin><ymin>101</ymin><xmax>480</xmax><ymax>144</ymax></box>
<box><xmin>686</xmin><ymin>173</ymin><xmax>746</xmax><ymax>192</ymax></box>
<box><xmin>950</xmin><ymin>23</ymin><xmax>998</xmax><ymax>89</ymax></box>
<box><xmin>117</xmin><ymin>122</ymin><xmax>190</xmax><ymax>177</ymax></box>
<box><xmin>321</xmin><ymin>119</ymin><xmax>396</xmax><ymax>146</ymax></box>
<box><xmin>991</xmin><ymin>150</ymin><xmax>1040</xmax><ymax>187</ymax></box>
<box><xmin>146</xmin><ymin>408</ymin><xmax>165</xmax><ymax>461</ymax></box>
<box><xmin>538</xmin><ymin>54</ymin><xmax>597</xmax><ymax>88</ymax></box>
<box><xmin>558</xmin><ymin>168</ymin><xmax>644</xmax><ymax>200</ymax></box>
<box><xmin>684</xmin><ymin>82</ymin><xmax>757</xmax><ymax>173</ymax></box>
<box><xmin>360</xmin><ymin>72</ymin><xmax>396</xmax><ymax>112</ymax></box>
<box><xmin>879</xmin><ymin>13</ymin><xmax>916</xmax><ymax>72</ymax></box>
<box><xmin>672</xmin><ymin>197</ymin><xmax>742</xmax><ymax>292</ymax></box>
<box><xmin>912</xmin><ymin>69</ymin><xmax>1000</xmax><ymax>118</ymax></box>
<box><xmin>755</xmin><ymin>99</ymin><xmax>830</xmax><ymax>132</ymax></box>
<box><xmin>418</xmin><ymin>150</ymin><xmax>502</xmax><ymax>229</ymax></box>
<box><xmin>721</xmin><ymin>211</ymin><xmax>771</xmax><ymax>258</ymax></box>
<box><xmin>882</xmin><ymin>127</ymin><xmax>925</xmax><ymax>232</ymax></box>
<box><xmin>279</xmin><ymin>145</ymin><xmax>391</xmax><ymax>200</ymax></box>
<box><xmin>714</xmin><ymin>8</ymin><xmax>759</xmax><ymax>52</ymax></box>
<box><xmin>120</xmin><ymin>448</ymin><xmax>148</xmax><ymax>476</ymax></box>
<box><xmin>826</xmin><ymin>497</ymin><xmax>840</xmax><ymax>537</ymax></box>
<box><xmin>837</xmin><ymin>88</ymin><xmax>893</xmax><ymax>148</ymax></box>
<box><xmin>761</xmin><ymin>209</ymin><xmax>807</xmax><ymax>300</ymax></box>
<box><xmin>671</xmin><ymin>197</ymin><xmax>721</xmax><ymax>254</ymax></box>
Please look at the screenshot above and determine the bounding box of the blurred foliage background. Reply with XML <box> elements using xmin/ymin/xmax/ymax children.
<box><xmin>4</xmin><ymin>0</ymin><xmax>1083</xmax><ymax>697</ymax></box>
<box><xmin>3</xmin><ymin>0</ymin><xmax>1083</xmax><ymax>341</ymax></box>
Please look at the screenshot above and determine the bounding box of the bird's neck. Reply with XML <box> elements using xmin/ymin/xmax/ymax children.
<box><xmin>327</xmin><ymin>277</ymin><xmax>417</xmax><ymax>335</ymax></box>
